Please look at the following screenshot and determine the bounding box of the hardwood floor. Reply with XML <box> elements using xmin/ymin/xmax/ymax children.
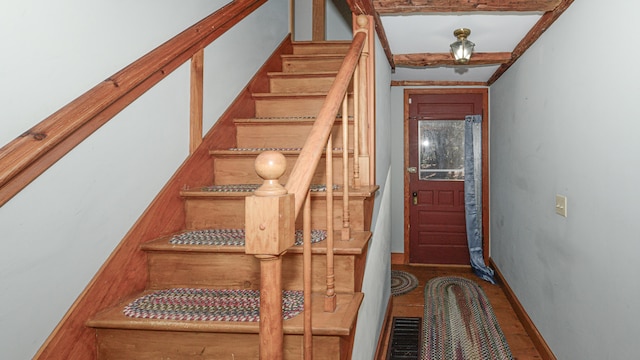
<box><xmin>383</xmin><ymin>264</ymin><xmax>542</xmax><ymax>359</ymax></box>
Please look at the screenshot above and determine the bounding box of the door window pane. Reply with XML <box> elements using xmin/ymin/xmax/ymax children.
<box><xmin>418</xmin><ymin>120</ymin><xmax>465</xmax><ymax>180</ymax></box>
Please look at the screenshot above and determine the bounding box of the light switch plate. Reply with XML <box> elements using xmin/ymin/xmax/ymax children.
<box><xmin>555</xmin><ymin>195</ymin><xmax>567</xmax><ymax>217</ymax></box>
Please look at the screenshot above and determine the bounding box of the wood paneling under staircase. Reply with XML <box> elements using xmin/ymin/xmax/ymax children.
<box><xmin>86</xmin><ymin>40</ymin><xmax>375</xmax><ymax>359</ymax></box>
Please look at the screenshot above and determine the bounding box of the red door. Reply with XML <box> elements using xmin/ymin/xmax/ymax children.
<box><xmin>407</xmin><ymin>92</ymin><xmax>484</xmax><ymax>264</ymax></box>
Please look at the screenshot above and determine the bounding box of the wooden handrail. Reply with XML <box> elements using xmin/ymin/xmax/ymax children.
<box><xmin>284</xmin><ymin>31</ymin><xmax>366</xmax><ymax>216</ymax></box>
<box><xmin>0</xmin><ymin>0</ymin><xmax>266</xmax><ymax>207</ymax></box>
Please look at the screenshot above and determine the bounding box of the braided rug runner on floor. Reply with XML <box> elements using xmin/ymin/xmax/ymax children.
<box><xmin>422</xmin><ymin>276</ymin><xmax>513</xmax><ymax>360</ymax></box>
<box><xmin>124</xmin><ymin>289</ymin><xmax>304</xmax><ymax>322</ymax></box>
<box><xmin>391</xmin><ymin>270</ymin><xmax>419</xmax><ymax>296</ymax></box>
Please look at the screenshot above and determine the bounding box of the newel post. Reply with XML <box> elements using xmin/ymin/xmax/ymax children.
<box><xmin>245</xmin><ymin>151</ymin><xmax>295</xmax><ymax>359</ymax></box>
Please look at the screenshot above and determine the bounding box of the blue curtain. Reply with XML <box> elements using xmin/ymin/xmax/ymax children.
<box><xmin>464</xmin><ymin>115</ymin><xmax>496</xmax><ymax>284</ymax></box>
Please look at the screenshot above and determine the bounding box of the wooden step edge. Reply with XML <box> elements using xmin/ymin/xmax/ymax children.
<box><xmin>141</xmin><ymin>230</ymin><xmax>372</xmax><ymax>255</ymax></box>
<box><xmin>233</xmin><ymin>117</ymin><xmax>353</xmax><ymax>124</ymax></box>
<box><xmin>87</xmin><ymin>292</ymin><xmax>363</xmax><ymax>337</ymax></box>
<box><xmin>286</xmin><ymin>231</ymin><xmax>372</xmax><ymax>255</ymax></box>
<box><xmin>285</xmin><ymin>292</ymin><xmax>363</xmax><ymax>336</ymax></box>
<box><xmin>331</xmin><ymin>185</ymin><xmax>379</xmax><ymax>197</ymax></box>
<box><xmin>251</xmin><ymin>93</ymin><xmax>353</xmax><ymax>100</ymax></box>
<box><xmin>141</xmin><ymin>234</ymin><xmax>246</xmax><ymax>254</ymax></box>
<box><xmin>281</xmin><ymin>53</ymin><xmax>346</xmax><ymax>60</ymax></box>
<box><xmin>291</xmin><ymin>45</ymin><xmax>351</xmax><ymax>56</ymax></box>
<box><xmin>234</xmin><ymin>117</ymin><xmax>316</xmax><ymax>124</ymax></box>
<box><xmin>252</xmin><ymin>92</ymin><xmax>334</xmax><ymax>99</ymax></box>
<box><xmin>267</xmin><ymin>71</ymin><xmax>338</xmax><ymax>78</ymax></box>
<box><xmin>292</xmin><ymin>40</ymin><xmax>351</xmax><ymax>46</ymax></box>
<box><xmin>209</xmin><ymin>148</ymin><xmax>354</xmax><ymax>156</ymax></box>
<box><xmin>180</xmin><ymin>185</ymin><xmax>379</xmax><ymax>198</ymax></box>
<box><xmin>179</xmin><ymin>188</ymin><xmax>250</xmax><ymax>198</ymax></box>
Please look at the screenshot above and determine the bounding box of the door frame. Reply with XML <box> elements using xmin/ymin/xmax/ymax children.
<box><xmin>403</xmin><ymin>88</ymin><xmax>489</xmax><ymax>265</ymax></box>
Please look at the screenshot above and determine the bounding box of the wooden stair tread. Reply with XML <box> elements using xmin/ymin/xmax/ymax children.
<box><xmin>267</xmin><ymin>71</ymin><xmax>338</xmax><ymax>78</ymax></box>
<box><xmin>180</xmin><ymin>185</ymin><xmax>379</xmax><ymax>198</ymax></box>
<box><xmin>281</xmin><ymin>54</ymin><xmax>346</xmax><ymax>60</ymax></box>
<box><xmin>233</xmin><ymin>117</ymin><xmax>352</xmax><ymax>124</ymax></box>
<box><xmin>87</xmin><ymin>292</ymin><xmax>363</xmax><ymax>337</ymax></box>
<box><xmin>141</xmin><ymin>230</ymin><xmax>371</xmax><ymax>255</ymax></box>
<box><xmin>291</xmin><ymin>41</ymin><xmax>351</xmax><ymax>55</ymax></box>
<box><xmin>209</xmin><ymin>149</ymin><xmax>353</xmax><ymax>156</ymax></box>
<box><xmin>252</xmin><ymin>92</ymin><xmax>341</xmax><ymax>99</ymax></box>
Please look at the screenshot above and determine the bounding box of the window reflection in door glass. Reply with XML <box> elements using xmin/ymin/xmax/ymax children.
<box><xmin>418</xmin><ymin>120</ymin><xmax>465</xmax><ymax>180</ymax></box>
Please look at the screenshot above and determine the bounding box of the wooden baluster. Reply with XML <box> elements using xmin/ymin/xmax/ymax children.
<box><xmin>303</xmin><ymin>190</ymin><xmax>313</xmax><ymax>359</ymax></box>
<box><xmin>353</xmin><ymin>15</ymin><xmax>371</xmax><ymax>187</ymax></box>
<box><xmin>245</xmin><ymin>151</ymin><xmax>295</xmax><ymax>360</ymax></box>
<box><xmin>341</xmin><ymin>96</ymin><xmax>351</xmax><ymax>241</ymax></box>
<box><xmin>352</xmin><ymin>55</ymin><xmax>360</xmax><ymax>189</ymax></box>
<box><xmin>189</xmin><ymin>49</ymin><xmax>204</xmax><ymax>154</ymax></box>
<box><xmin>325</xmin><ymin>135</ymin><xmax>336</xmax><ymax>312</ymax></box>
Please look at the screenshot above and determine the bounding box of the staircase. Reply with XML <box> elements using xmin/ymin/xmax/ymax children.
<box><xmin>87</xmin><ymin>41</ymin><xmax>377</xmax><ymax>359</ymax></box>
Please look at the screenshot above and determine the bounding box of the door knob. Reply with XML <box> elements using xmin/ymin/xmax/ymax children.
<box><xmin>407</xmin><ymin>167</ymin><xmax>417</xmax><ymax>173</ymax></box>
<box><xmin>412</xmin><ymin>192</ymin><xmax>418</xmax><ymax>205</ymax></box>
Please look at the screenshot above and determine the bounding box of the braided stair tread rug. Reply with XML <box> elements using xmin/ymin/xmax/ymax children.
<box><xmin>422</xmin><ymin>276</ymin><xmax>513</xmax><ymax>360</ymax></box>
<box><xmin>123</xmin><ymin>288</ymin><xmax>304</xmax><ymax>322</ymax></box>
<box><xmin>391</xmin><ymin>270</ymin><xmax>419</xmax><ymax>296</ymax></box>
<box><xmin>170</xmin><ymin>228</ymin><xmax>327</xmax><ymax>246</ymax></box>
<box><xmin>201</xmin><ymin>183</ymin><xmax>339</xmax><ymax>193</ymax></box>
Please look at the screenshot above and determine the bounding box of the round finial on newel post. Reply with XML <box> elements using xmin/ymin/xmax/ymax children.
<box><xmin>356</xmin><ymin>14</ymin><xmax>368</xmax><ymax>29</ymax></box>
<box><xmin>254</xmin><ymin>151</ymin><xmax>288</xmax><ymax>196</ymax></box>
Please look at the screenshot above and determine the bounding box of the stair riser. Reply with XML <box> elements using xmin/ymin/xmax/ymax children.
<box><xmin>254</xmin><ymin>95</ymin><xmax>353</xmax><ymax>118</ymax></box>
<box><xmin>270</xmin><ymin>75</ymin><xmax>352</xmax><ymax>93</ymax></box>
<box><xmin>185</xmin><ymin>198</ymin><xmax>245</xmax><ymax>229</ymax></box>
<box><xmin>147</xmin><ymin>251</ymin><xmax>361</xmax><ymax>293</ymax></box>
<box><xmin>293</xmin><ymin>43</ymin><xmax>351</xmax><ymax>55</ymax></box>
<box><xmin>184</xmin><ymin>196</ymin><xmax>373</xmax><ymax>231</ymax></box>
<box><xmin>283</xmin><ymin>58</ymin><xmax>344</xmax><ymax>73</ymax></box>
<box><xmin>96</xmin><ymin>329</ymin><xmax>345</xmax><ymax>359</ymax></box>
<box><xmin>236</xmin><ymin>122</ymin><xmax>354</xmax><ymax>149</ymax></box>
<box><xmin>212</xmin><ymin>155</ymin><xmax>353</xmax><ymax>185</ymax></box>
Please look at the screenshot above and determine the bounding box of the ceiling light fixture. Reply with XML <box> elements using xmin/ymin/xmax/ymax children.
<box><xmin>450</xmin><ymin>28</ymin><xmax>475</xmax><ymax>65</ymax></box>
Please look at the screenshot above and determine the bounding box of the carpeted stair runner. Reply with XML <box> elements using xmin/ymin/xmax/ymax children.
<box><xmin>201</xmin><ymin>183</ymin><xmax>339</xmax><ymax>193</ymax></box>
<box><xmin>169</xmin><ymin>228</ymin><xmax>327</xmax><ymax>246</ymax></box>
<box><xmin>422</xmin><ymin>276</ymin><xmax>513</xmax><ymax>360</ymax></box>
<box><xmin>123</xmin><ymin>288</ymin><xmax>304</xmax><ymax>322</ymax></box>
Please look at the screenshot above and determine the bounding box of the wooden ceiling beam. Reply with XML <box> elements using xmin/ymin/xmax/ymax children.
<box><xmin>374</xmin><ymin>0</ymin><xmax>562</xmax><ymax>14</ymax></box>
<box><xmin>391</xmin><ymin>80</ymin><xmax>488</xmax><ymax>87</ymax></box>
<box><xmin>394</xmin><ymin>52</ymin><xmax>512</xmax><ymax>67</ymax></box>
<box><xmin>487</xmin><ymin>0</ymin><xmax>574</xmax><ymax>84</ymax></box>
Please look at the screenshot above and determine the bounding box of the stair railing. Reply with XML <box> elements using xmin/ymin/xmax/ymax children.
<box><xmin>0</xmin><ymin>0</ymin><xmax>266</xmax><ymax>207</ymax></box>
<box><xmin>245</xmin><ymin>14</ymin><xmax>372</xmax><ymax>360</ymax></box>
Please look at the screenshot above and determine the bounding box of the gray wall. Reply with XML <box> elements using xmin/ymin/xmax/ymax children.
<box><xmin>490</xmin><ymin>1</ymin><xmax>640</xmax><ymax>358</ymax></box>
<box><xmin>293</xmin><ymin>0</ymin><xmax>352</xmax><ymax>41</ymax></box>
<box><xmin>0</xmin><ymin>1</ymin><xmax>288</xmax><ymax>358</ymax></box>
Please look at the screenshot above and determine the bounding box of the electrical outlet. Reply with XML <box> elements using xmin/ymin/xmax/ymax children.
<box><xmin>555</xmin><ymin>195</ymin><xmax>567</xmax><ymax>217</ymax></box>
